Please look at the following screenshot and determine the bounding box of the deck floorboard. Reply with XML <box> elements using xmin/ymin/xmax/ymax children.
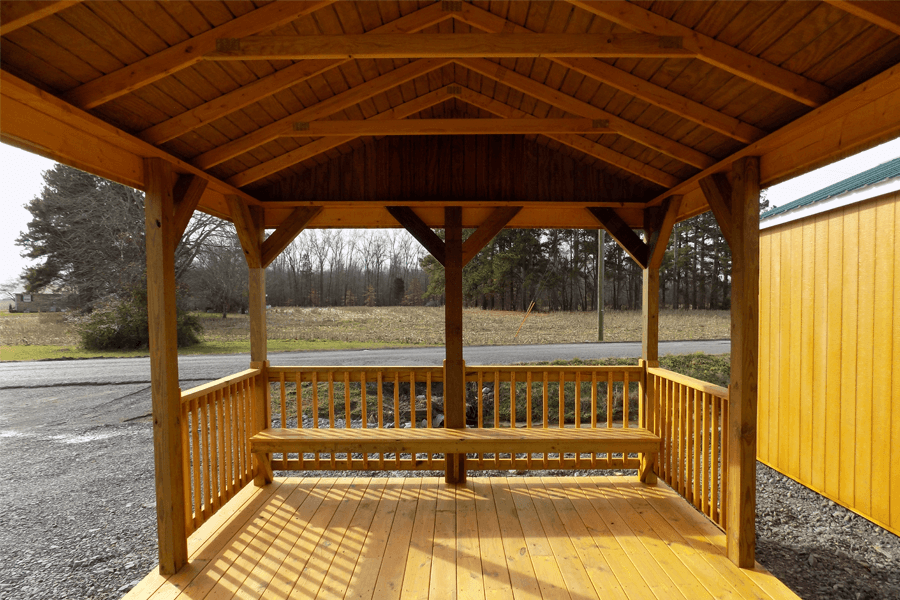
<box><xmin>124</xmin><ymin>477</ymin><xmax>800</xmax><ymax>600</ymax></box>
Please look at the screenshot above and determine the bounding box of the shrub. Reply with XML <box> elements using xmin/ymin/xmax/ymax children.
<box><xmin>72</xmin><ymin>287</ymin><xmax>202</xmax><ymax>350</ymax></box>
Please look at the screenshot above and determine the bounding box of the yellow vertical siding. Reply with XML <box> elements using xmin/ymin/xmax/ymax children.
<box><xmin>758</xmin><ymin>190</ymin><xmax>899</xmax><ymax>536</ymax></box>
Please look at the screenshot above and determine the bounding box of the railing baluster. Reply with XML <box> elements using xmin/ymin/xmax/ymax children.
<box><xmin>701</xmin><ymin>391</ymin><xmax>710</xmax><ymax>518</ymax></box>
<box><xmin>712</xmin><ymin>394</ymin><xmax>720</xmax><ymax>525</ymax></box>
<box><xmin>623</xmin><ymin>371</ymin><xmax>630</xmax><ymax>429</ymax></box>
<box><xmin>199</xmin><ymin>393</ymin><xmax>211</xmax><ymax>520</ymax></box>
<box><xmin>181</xmin><ymin>401</ymin><xmax>192</xmax><ymax>535</ymax></box>
<box><xmin>559</xmin><ymin>371</ymin><xmax>566</xmax><ymax>467</ymax></box>
<box><xmin>361</xmin><ymin>372</ymin><xmax>368</xmax><ymax>470</ymax></box>
<box><xmin>526</xmin><ymin>371</ymin><xmax>532</xmax><ymax>471</ymax></box>
<box><xmin>394</xmin><ymin>371</ymin><xmax>401</xmax><ymax>468</ymax></box>
<box><xmin>426</xmin><ymin>370</ymin><xmax>433</xmax><ymax>469</ymax></box>
<box><xmin>279</xmin><ymin>371</ymin><xmax>286</xmax><ymax>429</ymax></box>
<box><xmin>606</xmin><ymin>371</ymin><xmax>614</xmax><ymax>430</ymax></box>
<box><xmin>720</xmin><ymin>399</ymin><xmax>728</xmax><ymax>530</ymax></box>
<box><xmin>345</xmin><ymin>372</ymin><xmax>352</xmax><ymax>468</ymax></box>
<box><xmin>190</xmin><ymin>397</ymin><xmax>201</xmax><ymax>529</ymax></box>
<box><xmin>222</xmin><ymin>384</ymin><xmax>234</xmax><ymax>488</ymax></box>
<box><xmin>409</xmin><ymin>370</ymin><xmax>416</xmax><ymax>429</ymax></box>
<box><xmin>377</xmin><ymin>372</ymin><xmax>384</xmax><ymax>470</ymax></box>
<box><xmin>312</xmin><ymin>372</ymin><xmax>319</xmax><ymax>469</ymax></box>
<box><xmin>591</xmin><ymin>370</ymin><xmax>598</xmax><ymax>468</ymax></box>
<box><xmin>328</xmin><ymin>371</ymin><xmax>335</xmax><ymax>429</ymax></box>
<box><xmin>494</xmin><ymin>370</ymin><xmax>500</xmax><ymax>469</ymax></box>
<box><xmin>693</xmin><ymin>388</ymin><xmax>702</xmax><ymax>510</ymax></box>
<box><xmin>216</xmin><ymin>389</ymin><xmax>226</xmax><ymax>507</ymax></box>
<box><xmin>542</xmin><ymin>372</ymin><xmax>549</xmax><ymax>468</ymax></box>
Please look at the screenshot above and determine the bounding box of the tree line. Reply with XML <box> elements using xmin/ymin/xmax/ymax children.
<box><xmin>17</xmin><ymin>165</ymin><xmax>757</xmax><ymax>321</ymax></box>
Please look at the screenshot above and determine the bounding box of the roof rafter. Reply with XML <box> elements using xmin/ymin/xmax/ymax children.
<box><xmin>139</xmin><ymin>1</ymin><xmax>454</xmax><ymax>146</ymax></box>
<box><xmin>193</xmin><ymin>57</ymin><xmax>451</xmax><ymax>171</ymax></box>
<box><xmin>568</xmin><ymin>0</ymin><xmax>835</xmax><ymax>107</ymax></box>
<box><xmin>825</xmin><ymin>1</ymin><xmax>900</xmax><ymax>36</ymax></box>
<box><xmin>0</xmin><ymin>1</ymin><xmax>79</xmax><ymax>36</ymax></box>
<box><xmin>455</xmin><ymin>87</ymin><xmax>681</xmax><ymax>188</ymax></box>
<box><xmin>453</xmin><ymin>2</ymin><xmax>766</xmax><ymax>144</ymax></box>
<box><xmin>459</xmin><ymin>57</ymin><xmax>716</xmax><ymax>169</ymax></box>
<box><xmin>283</xmin><ymin>118</ymin><xmax>612</xmax><ymax>136</ymax></box>
<box><xmin>62</xmin><ymin>0</ymin><xmax>335</xmax><ymax>110</ymax></box>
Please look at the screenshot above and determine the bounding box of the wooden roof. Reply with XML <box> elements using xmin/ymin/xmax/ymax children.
<box><xmin>2</xmin><ymin>1</ymin><xmax>900</xmax><ymax>231</ymax></box>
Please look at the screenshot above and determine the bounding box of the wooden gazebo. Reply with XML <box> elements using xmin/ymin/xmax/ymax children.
<box><xmin>2</xmin><ymin>1</ymin><xmax>899</xmax><ymax>597</ymax></box>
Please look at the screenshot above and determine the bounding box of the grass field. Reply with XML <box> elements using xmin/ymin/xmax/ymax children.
<box><xmin>0</xmin><ymin>306</ymin><xmax>730</xmax><ymax>361</ymax></box>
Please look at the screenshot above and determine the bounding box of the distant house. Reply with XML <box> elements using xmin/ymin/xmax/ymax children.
<box><xmin>12</xmin><ymin>292</ymin><xmax>73</xmax><ymax>313</ymax></box>
<box><xmin>758</xmin><ymin>157</ymin><xmax>900</xmax><ymax>536</ymax></box>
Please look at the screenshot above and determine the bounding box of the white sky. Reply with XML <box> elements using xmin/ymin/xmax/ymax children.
<box><xmin>2</xmin><ymin>136</ymin><xmax>900</xmax><ymax>291</ymax></box>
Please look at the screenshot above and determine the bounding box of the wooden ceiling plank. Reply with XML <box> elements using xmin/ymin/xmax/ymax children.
<box><xmin>62</xmin><ymin>0</ymin><xmax>334</xmax><ymax>110</ymax></box>
<box><xmin>387</xmin><ymin>206</ymin><xmax>446</xmax><ymax>266</ymax></box>
<box><xmin>453</xmin><ymin>3</ymin><xmax>765</xmax><ymax>144</ymax></box>
<box><xmin>225</xmin><ymin>194</ymin><xmax>262</xmax><ymax>269</ymax></box>
<box><xmin>0</xmin><ymin>1</ymin><xmax>80</xmax><ymax>36</ymax></box>
<box><xmin>459</xmin><ymin>57</ymin><xmax>716</xmax><ymax>169</ymax></box>
<box><xmin>461</xmin><ymin>206</ymin><xmax>522</xmax><ymax>267</ymax></box>
<box><xmin>455</xmin><ymin>86</ymin><xmax>680</xmax><ymax>188</ymax></box>
<box><xmin>172</xmin><ymin>174</ymin><xmax>208</xmax><ymax>242</ymax></box>
<box><xmin>194</xmin><ymin>57</ymin><xmax>450</xmax><ymax>171</ymax></box>
<box><xmin>227</xmin><ymin>85</ymin><xmax>452</xmax><ymax>187</ymax></box>
<box><xmin>139</xmin><ymin>2</ymin><xmax>453</xmax><ymax>145</ymax></box>
<box><xmin>825</xmin><ymin>1</ymin><xmax>900</xmax><ymax>36</ymax></box>
<box><xmin>698</xmin><ymin>172</ymin><xmax>734</xmax><ymax>248</ymax></box>
<box><xmin>648</xmin><ymin>194</ymin><xmax>683</xmax><ymax>269</ymax></box>
<box><xmin>568</xmin><ymin>1</ymin><xmax>836</xmax><ymax>107</ymax></box>
<box><xmin>283</xmin><ymin>118</ymin><xmax>612</xmax><ymax>136</ymax></box>
<box><xmin>205</xmin><ymin>33</ymin><xmax>693</xmax><ymax>60</ymax></box>
<box><xmin>260</xmin><ymin>206</ymin><xmax>323</xmax><ymax>267</ymax></box>
<box><xmin>588</xmin><ymin>206</ymin><xmax>649</xmax><ymax>268</ymax></box>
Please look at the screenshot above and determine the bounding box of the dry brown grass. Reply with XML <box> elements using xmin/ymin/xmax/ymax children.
<box><xmin>0</xmin><ymin>306</ymin><xmax>729</xmax><ymax>349</ymax></box>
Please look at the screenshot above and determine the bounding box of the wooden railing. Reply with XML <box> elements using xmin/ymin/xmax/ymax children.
<box><xmin>647</xmin><ymin>367</ymin><xmax>729</xmax><ymax>529</ymax></box>
<box><xmin>180</xmin><ymin>368</ymin><xmax>261</xmax><ymax>533</ymax></box>
<box><xmin>266</xmin><ymin>364</ymin><xmax>646</xmax><ymax>472</ymax></box>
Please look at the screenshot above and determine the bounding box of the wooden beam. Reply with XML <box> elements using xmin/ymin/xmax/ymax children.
<box><xmin>443</xmin><ymin>206</ymin><xmax>466</xmax><ymax>484</ymax></box>
<box><xmin>647</xmin><ymin>195</ymin><xmax>682</xmax><ymax>270</ymax></box>
<box><xmin>228</xmin><ymin>85</ymin><xmax>452</xmax><ymax>188</ymax></box>
<box><xmin>453</xmin><ymin>3</ymin><xmax>765</xmax><ymax>144</ymax></box>
<box><xmin>139</xmin><ymin>1</ymin><xmax>453</xmax><ymax>145</ymax></box>
<box><xmin>588</xmin><ymin>207</ymin><xmax>649</xmax><ymax>269</ymax></box>
<box><xmin>455</xmin><ymin>87</ymin><xmax>681</xmax><ymax>188</ymax></box>
<box><xmin>0</xmin><ymin>1</ymin><xmax>79</xmax><ymax>36</ymax></box>
<box><xmin>62</xmin><ymin>1</ymin><xmax>333</xmax><ymax>109</ymax></box>
<box><xmin>247</xmin><ymin>204</ymin><xmax>270</xmax><ymax>486</ymax></box>
<box><xmin>641</xmin><ymin>266</ymin><xmax>659</xmax><ymax>364</ymax></box>
<box><xmin>569</xmin><ymin>1</ymin><xmax>836</xmax><ymax>108</ymax></box>
<box><xmin>284</xmin><ymin>118</ymin><xmax>612</xmax><ymax>136</ymax></box>
<box><xmin>206</xmin><ymin>33</ymin><xmax>692</xmax><ymax>60</ymax></box>
<box><xmin>0</xmin><ymin>70</ymin><xmax>258</xmax><ymax>220</ymax></box>
<box><xmin>826</xmin><ymin>1</ymin><xmax>900</xmax><ymax>36</ymax></box>
<box><xmin>172</xmin><ymin>175</ymin><xmax>208</xmax><ymax>244</ymax></box>
<box><xmin>699</xmin><ymin>173</ymin><xmax>733</xmax><ymax>249</ymax></box>
<box><xmin>726</xmin><ymin>156</ymin><xmax>760</xmax><ymax>568</ymax></box>
<box><xmin>461</xmin><ymin>207</ymin><xmax>522</xmax><ymax>267</ymax></box>
<box><xmin>194</xmin><ymin>58</ymin><xmax>450</xmax><ymax>170</ymax></box>
<box><xmin>459</xmin><ymin>57</ymin><xmax>716</xmax><ymax>169</ymax></box>
<box><xmin>225</xmin><ymin>195</ymin><xmax>262</xmax><ymax>269</ymax></box>
<box><xmin>260</xmin><ymin>206</ymin><xmax>323</xmax><ymax>268</ymax></box>
<box><xmin>143</xmin><ymin>157</ymin><xmax>188</xmax><ymax>575</ymax></box>
<box><xmin>386</xmin><ymin>207</ymin><xmax>446</xmax><ymax>267</ymax></box>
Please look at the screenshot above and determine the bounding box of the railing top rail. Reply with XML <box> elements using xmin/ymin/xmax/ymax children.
<box><xmin>466</xmin><ymin>365</ymin><xmax>644</xmax><ymax>373</ymax></box>
<box><xmin>647</xmin><ymin>366</ymin><xmax>728</xmax><ymax>398</ymax></box>
<box><xmin>268</xmin><ymin>365</ymin><xmax>444</xmax><ymax>375</ymax></box>
<box><xmin>181</xmin><ymin>368</ymin><xmax>261</xmax><ymax>403</ymax></box>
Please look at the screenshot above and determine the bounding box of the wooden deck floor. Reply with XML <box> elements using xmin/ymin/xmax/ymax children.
<box><xmin>125</xmin><ymin>476</ymin><xmax>799</xmax><ymax>600</ymax></box>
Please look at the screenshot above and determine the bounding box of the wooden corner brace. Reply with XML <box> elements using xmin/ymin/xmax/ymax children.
<box><xmin>225</xmin><ymin>194</ymin><xmax>262</xmax><ymax>268</ymax></box>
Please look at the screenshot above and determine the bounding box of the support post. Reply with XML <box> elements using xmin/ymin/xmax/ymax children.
<box><xmin>444</xmin><ymin>207</ymin><xmax>466</xmax><ymax>483</ymax></box>
<box><xmin>144</xmin><ymin>157</ymin><xmax>188</xmax><ymax>575</ymax></box>
<box><xmin>246</xmin><ymin>206</ymin><xmax>271</xmax><ymax>486</ymax></box>
<box><xmin>597</xmin><ymin>229</ymin><xmax>605</xmax><ymax>341</ymax></box>
<box><xmin>726</xmin><ymin>156</ymin><xmax>760</xmax><ymax>568</ymax></box>
<box><xmin>639</xmin><ymin>231</ymin><xmax>660</xmax><ymax>485</ymax></box>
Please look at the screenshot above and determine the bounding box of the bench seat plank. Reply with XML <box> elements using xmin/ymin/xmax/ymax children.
<box><xmin>250</xmin><ymin>427</ymin><xmax>661</xmax><ymax>455</ymax></box>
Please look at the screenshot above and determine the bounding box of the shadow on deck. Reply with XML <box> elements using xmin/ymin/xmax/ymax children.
<box><xmin>124</xmin><ymin>476</ymin><xmax>798</xmax><ymax>599</ymax></box>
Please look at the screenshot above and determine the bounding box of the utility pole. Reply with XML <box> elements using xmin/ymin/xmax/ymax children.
<box><xmin>597</xmin><ymin>229</ymin><xmax>605</xmax><ymax>341</ymax></box>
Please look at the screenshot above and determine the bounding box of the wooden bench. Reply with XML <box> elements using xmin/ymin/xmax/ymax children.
<box><xmin>250</xmin><ymin>427</ymin><xmax>660</xmax><ymax>483</ymax></box>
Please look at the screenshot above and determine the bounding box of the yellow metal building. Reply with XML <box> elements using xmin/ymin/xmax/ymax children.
<box><xmin>758</xmin><ymin>158</ymin><xmax>900</xmax><ymax>536</ymax></box>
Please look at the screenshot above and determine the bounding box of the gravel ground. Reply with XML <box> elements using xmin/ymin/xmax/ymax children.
<box><xmin>1</xmin><ymin>391</ymin><xmax>899</xmax><ymax>599</ymax></box>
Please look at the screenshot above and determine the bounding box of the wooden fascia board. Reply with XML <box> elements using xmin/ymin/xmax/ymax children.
<box><xmin>698</xmin><ymin>173</ymin><xmax>734</xmax><ymax>249</ymax></box>
<box><xmin>387</xmin><ymin>207</ymin><xmax>446</xmax><ymax>266</ymax></box>
<box><xmin>194</xmin><ymin>57</ymin><xmax>451</xmax><ymax>170</ymax></box>
<box><xmin>461</xmin><ymin>207</ymin><xmax>522</xmax><ymax>267</ymax></box>
<box><xmin>825</xmin><ymin>1</ymin><xmax>900</xmax><ymax>36</ymax></box>
<box><xmin>260</xmin><ymin>206</ymin><xmax>323</xmax><ymax>268</ymax></box>
<box><xmin>0</xmin><ymin>70</ymin><xmax>258</xmax><ymax>222</ymax></box>
<box><xmin>0</xmin><ymin>1</ymin><xmax>79</xmax><ymax>36</ymax></box>
<box><xmin>455</xmin><ymin>87</ymin><xmax>681</xmax><ymax>188</ymax></box>
<box><xmin>139</xmin><ymin>2</ymin><xmax>453</xmax><ymax>146</ymax></box>
<box><xmin>458</xmin><ymin>57</ymin><xmax>715</xmax><ymax>169</ymax></box>
<box><xmin>650</xmin><ymin>60</ymin><xmax>900</xmax><ymax>223</ymax></box>
<box><xmin>205</xmin><ymin>33</ymin><xmax>693</xmax><ymax>60</ymax></box>
<box><xmin>172</xmin><ymin>175</ymin><xmax>208</xmax><ymax>243</ymax></box>
<box><xmin>225</xmin><ymin>195</ymin><xmax>262</xmax><ymax>269</ymax></box>
<box><xmin>453</xmin><ymin>3</ymin><xmax>765</xmax><ymax>144</ymax></box>
<box><xmin>62</xmin><ymin>1</ymin><xmax>334</xmax><ymax>110</ymax></box>
<box><xmin>568</xmin><ymin>0</ymin><xmax>835</xmax><ymax>108</ymax></box>
<box><xmin>282</xmin><ymin>118</ymin><xmax>613</xmax><ymax>136</ymax></box>
<box><xmin>588</xmin><ymin>207</ymin><xmax>649</xmax><ymax>269</ymax></box>
<box><xmin>227</xmin><ymin>85</ymin><xmax>453</xmax><ymax>188</ymax></box>
<box><xmin>648</xmin><ymin>195</ymin><xmax>682</xmax><ymax>270</ymax></box>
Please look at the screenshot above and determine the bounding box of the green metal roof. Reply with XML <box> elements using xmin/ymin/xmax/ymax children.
<box><xmin>761</xmin><ymin>156</ymin><xmax>900</xmax><ymax>220</ymax></box>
